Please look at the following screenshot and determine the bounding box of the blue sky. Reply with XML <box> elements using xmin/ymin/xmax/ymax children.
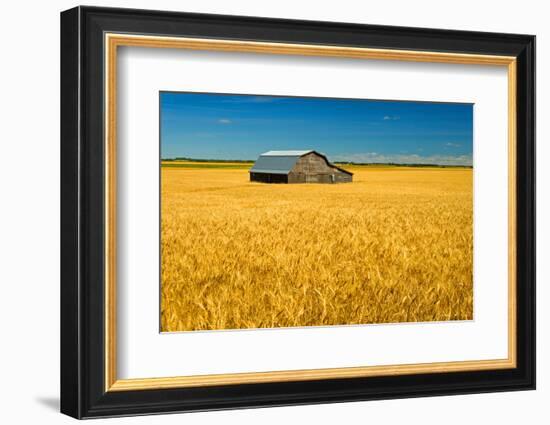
<box><xmin>160</xmin><ymin>92</ymin><xmax>473</xmax><ymax>165</ymax></box>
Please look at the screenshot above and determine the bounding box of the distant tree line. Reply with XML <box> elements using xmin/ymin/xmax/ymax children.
<box><xmin>162</xmin><ymin>157</ymin><xmax>254</xmax><ymax>163</ymax></box>
<box><xmin>334</xmin><ymin>162</ymin><xmax>473</xmax><ymax>168</ymax></box>
<box><xmin>162</xmin><ymin>157</ymin><xmax>472</xmax><ymax>168</ymax></box>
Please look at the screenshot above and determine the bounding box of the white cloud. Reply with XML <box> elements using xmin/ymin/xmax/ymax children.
<box><xmin>218</xmin><ymin>118</ymin><xmax>232</xmax><ymax>124</ymax></box>
<box><xmin>383</xmin><ymin>115</ymin><xmax>400</xmax><ymax>121</ymax></box>
<box><xmin>331</xmin><ymin>152</ymin><xmax>472</xmax><ymax>166</ymax></box>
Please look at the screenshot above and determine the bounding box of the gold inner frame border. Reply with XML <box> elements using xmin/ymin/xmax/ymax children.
<box><xmin>104</xmin><ymin>33</ymin><xmax>517</xmax><ymax>392</ymax></box>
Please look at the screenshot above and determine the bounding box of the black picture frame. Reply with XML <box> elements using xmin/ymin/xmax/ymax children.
<box><xmin>61</xmin><ymin>5</ymin><xmax>535</xmax><ymax>419</ymax></box>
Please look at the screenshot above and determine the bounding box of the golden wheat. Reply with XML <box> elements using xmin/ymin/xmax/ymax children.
<box><xmin>161</xmin><ymin>166</ymin><xmax>473</xmax><ymax>332</ymax></box>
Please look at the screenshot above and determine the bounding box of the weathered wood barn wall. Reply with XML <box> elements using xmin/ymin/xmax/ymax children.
<box><xmin>249</xmin><ymin>150</ymin><xmax>353</xmax><ymax>184</ymax></box>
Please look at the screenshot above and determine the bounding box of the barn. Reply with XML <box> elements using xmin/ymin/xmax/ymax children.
<box><xmin>249</xmin><ymin>150</ymin><xmax>353</xmax><ymax>184</ymax></box>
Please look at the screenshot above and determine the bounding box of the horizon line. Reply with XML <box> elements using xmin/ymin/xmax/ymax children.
<box><xmin>161</xmin><ymin>156</ymin><xmax>473</xmax><ymax>167</ymax></box>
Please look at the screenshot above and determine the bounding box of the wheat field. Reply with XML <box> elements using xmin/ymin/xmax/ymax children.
<box><xmin>161</xmin><ymin>164</ymin><xmax>473</xmax><ymax>332</ymax></box>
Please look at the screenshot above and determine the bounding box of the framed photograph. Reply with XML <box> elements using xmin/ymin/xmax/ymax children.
<box><xmin>60</xmin><ymin>6</ymin><xmax>535</xmax><ymax>419</ymax></box>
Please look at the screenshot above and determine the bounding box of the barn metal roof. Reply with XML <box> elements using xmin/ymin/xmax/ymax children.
<box><xmin>249</xmin><ymin>152</ymin><xmax>303</xmax><ymax>174</ymax></box>
<box><xmin>249</xmin><ymin>150</ymin><xmax>353</xmax><ymax>175</ymax></box>
<box><xmin>261</xmin><ymin>150</ymin><xmax>313</xmax><ymax>156</ymax></box>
